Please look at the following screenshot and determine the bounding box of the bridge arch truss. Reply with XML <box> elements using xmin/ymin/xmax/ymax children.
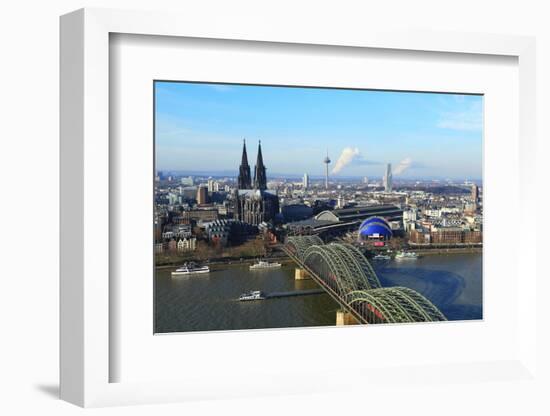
<box><xmin>347</xmin><ymin>287</ymin><xmax>447</xmax><ymax>324</ymax></box>
<box><xmin>302</xmin><ymin>243</ymin><xmax>381</xmax><ymax>293</ymax></box>
<box><xmin>283</xmin><ymin>236</ymin><xmax>447</xmax><ymax>324</ymax></box>
<box><xmin>285</xmin><ymin>235</ymin><xmax>324</xmax><ymax>261</ymax></box>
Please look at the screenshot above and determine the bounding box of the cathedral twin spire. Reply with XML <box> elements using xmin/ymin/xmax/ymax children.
<box><xmin>237</xmin><ymin>139</ymin><xmax>252</xmax><ymax>189</ymax></box>
<box><xmin>237</xmin><ymin>139</ymin><xmax>266</xmax><ymax>190</ymax></box>
<box><xmin>253</xmin><ymin>140</ymin><xmax>267</xmax><ymax>190</ymax></box>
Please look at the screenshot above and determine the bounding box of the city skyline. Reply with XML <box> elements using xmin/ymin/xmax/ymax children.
<box><xmin>154</xmin><ymin>90</ymin><xmax>483</xmax><ymax>331</ymax></box>
<box><xmin>155</xmin><ymin>81</ymin><xmax>483</xmax><ymax>180</ymax></box>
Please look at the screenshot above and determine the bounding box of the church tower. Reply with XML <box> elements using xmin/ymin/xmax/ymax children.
<box><xmin>253</xmin><ymin>140</ymin><xmax>267</xmax><ymax>190</ymax></box>
<box><xmin>237</xmin><ymin>139</ymin><xmax>252</xmax><ymax>189</ymax></box>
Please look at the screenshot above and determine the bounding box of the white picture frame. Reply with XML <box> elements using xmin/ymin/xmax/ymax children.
<box><xmin>60</xmin><ymin>7</ymin><xmax>538</xmax><ymax>408</ymax></box>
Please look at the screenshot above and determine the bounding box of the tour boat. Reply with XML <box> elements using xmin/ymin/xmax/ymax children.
<box><xmin>239</xmin><ymin>290</ymin><xmax>266</xmax><ymax>301</ymax></box>
<box><xmin>171</xmin><ymin>262</ymin><xmax>210</xmax><ymax>276</ymax></box>
<box><xmin>249</xmin><ymin>260</ymin><xmax>282</xmax><ymax>270</ymax></box>
<box><xmin>395</xmin><ymin>251</ymin><xmax>419</xmax><ymax>260</ymax></box>
<box><xmin>373</xmin><ymin>254</ymin><xmax>391</xmax><ymax>261</ymax></box>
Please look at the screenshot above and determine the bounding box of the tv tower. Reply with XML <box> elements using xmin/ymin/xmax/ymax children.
<box><xmin>323</xmin><ymin>150</ymin><xmax>331</xmax><ymax>190</ymax></box>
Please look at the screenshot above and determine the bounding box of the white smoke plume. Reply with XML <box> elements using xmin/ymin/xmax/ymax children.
<box><xmin>331</xmin><ymin>147</ymin><xmax>361</xmax><ymax>174</ymax></box>
<box><xmin>393</xmin><ymin>157</ymin><xmax>412</xmax><ymax>175</ymax></box>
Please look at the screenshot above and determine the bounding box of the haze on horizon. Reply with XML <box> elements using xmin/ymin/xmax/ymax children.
<box><xmin>155</xmin><ymin>81</ymin><xmax>483</xmax><ymax>181</ymax></box>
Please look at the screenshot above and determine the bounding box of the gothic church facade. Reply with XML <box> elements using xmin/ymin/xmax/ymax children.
<box><xmin>235</xmin><ymin>140</ymin><xmax>279</xmax><ymax>225</ymax></box>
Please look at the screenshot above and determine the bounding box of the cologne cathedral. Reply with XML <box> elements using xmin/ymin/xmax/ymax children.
<box><xmin>235</xmin><ymin>140</ymin><xmax>279</xmax><ymax>225</ymax></box>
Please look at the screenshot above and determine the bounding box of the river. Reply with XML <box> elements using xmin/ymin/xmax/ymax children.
<box><xmin>155</xmin><ymin>253</ymin><xmax>482</xmax><ymax>333</ymax></box>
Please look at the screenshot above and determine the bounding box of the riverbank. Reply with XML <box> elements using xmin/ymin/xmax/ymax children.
<box><xmin>409</xmin><ymin>247</ymin><xmax>482</xmax><ymax>255</ymax></box>
<box><xmin>156</xmin><ymin>244</ymin><xmax>482</xmax><ymax>269</ymax></box>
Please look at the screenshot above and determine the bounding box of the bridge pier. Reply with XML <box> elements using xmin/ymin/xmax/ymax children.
<box><xmin>336</xmin><ymin>310</ymin><xmax>359</xmax><ymax>326</ymax></box>
<box><xmin>294</xmin><ymin>268</ymin><xmax>310</xmax><ymax>280</ymax></box>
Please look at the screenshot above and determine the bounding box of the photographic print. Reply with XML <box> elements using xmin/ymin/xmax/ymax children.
<box><xmin>154</xmin><ymin>81</ymin><xmax>483</xmax><ymax>333</ymax></box>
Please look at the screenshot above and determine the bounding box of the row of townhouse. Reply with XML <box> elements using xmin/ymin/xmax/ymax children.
<box><xmin>155</xmin><ymin>237</ymin><xmax>197</xmax><ymax>254</ymax></box>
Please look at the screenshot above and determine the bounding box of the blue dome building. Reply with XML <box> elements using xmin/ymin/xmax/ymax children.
<box><xmin>358</xmin><ymin>216</ymin><xmax>393</xmax><ymax>240</ymax></box>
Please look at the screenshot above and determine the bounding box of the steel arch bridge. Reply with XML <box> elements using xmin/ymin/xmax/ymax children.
<box><xmin>283</xmin><ymin>236</ymin><xmax>446</xmax><ymax>324</ymax></box>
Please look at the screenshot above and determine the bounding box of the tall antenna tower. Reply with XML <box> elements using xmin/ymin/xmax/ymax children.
<box><xmin>323</xmin><ymin>150</ymin><xmax>331</xmax><ymax>190</ymax></box>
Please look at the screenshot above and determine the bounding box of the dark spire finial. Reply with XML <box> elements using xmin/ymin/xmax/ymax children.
<box><xmin>254</xmin><ymin>140</ymin><xmax>267</xmax><ymax>190</ymax></box>
<box><xmin>238</xmin><ymin>139</ymin><xmax>252</xmax><ymax>189</ymax></box>
<box><xmin>240</xmin><ymin>139</ymin><xmax>249</xmax><ymax>166</ymax></box>
<box><xmin>257</xmin><ymin>140</ymin><xmax>264</xmax><ymax>164</ymax></box>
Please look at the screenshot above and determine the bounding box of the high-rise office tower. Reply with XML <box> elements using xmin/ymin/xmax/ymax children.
<box><xmin>323</xmin><ymin>151</ymin><xmax>331</xmax><ymax>190</ymax></box>
<box><xmin>303</xmin><ymin>173</ymin><xmax>309</xmax><ymax>189</ymax></box>
<box><xmin>196</xmin><ymin>186</ymin><xmax>208</xmax><ymax>205</ymax></box>
<box><xmin>237</xmin><ymin>139</ymin><xmax>252</xmax><ymax>189</ymax></box>
<box><xmin>471</xmin><ymin>184</ymin><xmax>479</xmax><ymax>203</ymax></box>
<box><xmin>471</xmin><ymin>183</ymin><xmax>479</xmax><ymax>211</ymax></box>
<box><xmin>383</xmin><ymin>163</ymin><xmax>393</xmax><ymax>192</ymax></box>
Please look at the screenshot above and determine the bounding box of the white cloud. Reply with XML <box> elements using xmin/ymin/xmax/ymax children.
<box><xmin>331</xmin><ymin>147</ymin><xmax>360</xmax><ymax>174</ymax></box>
<box><xmin>330</xmin><ymin>147</ymin><xmax>384</xmax><ymax>174</ymax></box>
<box><xmin>393</xmin><ymin>157</ymin><xmax>412</xmax><ymax>175</ymax></box>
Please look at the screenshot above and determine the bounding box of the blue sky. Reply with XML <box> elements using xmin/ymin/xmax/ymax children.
<box><xmin>155</xmin><ymin>81</ymin><xmax>483</xmax><ymax>180</ymax></box>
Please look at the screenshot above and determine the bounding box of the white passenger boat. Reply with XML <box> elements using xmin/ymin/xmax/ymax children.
<box><xmin>395</xmin><ymin>251</ymin><xmax>419</xmax><ymax>260</ymax></box>
<box><xmin>249</xmin><ymin>260</ymin><xmax>282</xmax><ymax>270</ymax></box>
<box><xmin>171</xmin><ymin>262</ymin><xmax>210</xmax><ymax>276</ymax></box>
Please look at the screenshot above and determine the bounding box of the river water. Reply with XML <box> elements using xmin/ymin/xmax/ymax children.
<box><xmin>155</xmin><ymin>253</ymin><xmax>482</xmax><ymax>333</ymax></box>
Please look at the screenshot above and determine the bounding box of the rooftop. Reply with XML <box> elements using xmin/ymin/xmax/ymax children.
<box><xmin>315</xmin><ymin>204</ymin><xmax>403</xmax><ymax>223</ymax></box>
